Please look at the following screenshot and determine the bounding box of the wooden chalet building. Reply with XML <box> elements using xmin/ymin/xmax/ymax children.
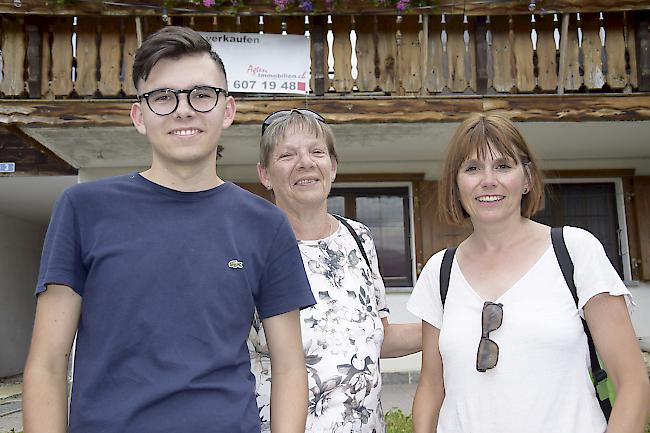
<box><xmin>1</xmin><ymin>0</ymin><xmax>650</xmax><ymax>376</ymax></box>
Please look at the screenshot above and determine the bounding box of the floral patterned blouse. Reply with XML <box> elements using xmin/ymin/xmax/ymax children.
<box><xmin>248</xmin><ymin>217</ymin><xmax>390</xmax><ymax>433</ymax></box>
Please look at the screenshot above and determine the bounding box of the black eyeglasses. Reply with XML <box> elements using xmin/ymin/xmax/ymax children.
<box><xmin>476</xmin><ymin>301</ymin><xmax>503</xmax><ymax>372</ymax></box>
<box><xmin>138</xmin><ymin>86</ymin><xmax>228</xmax><ymax>116</ymax></box>
<box><xmin>261</xmin><ymin>108</ymin><xmax>326</xmax><ymax>135</ymax></box>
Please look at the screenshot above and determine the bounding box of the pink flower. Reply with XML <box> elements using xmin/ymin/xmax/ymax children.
<box><xmin>203</xmin><ymin>0</ymin><xmax>215</xmax><ymax>6</ymax></box>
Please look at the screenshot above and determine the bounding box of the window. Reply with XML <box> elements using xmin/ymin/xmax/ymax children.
<box><xmin>533</xmin><ymin>180</ymin><xmax>630</xmax><ymax>280</ymax></box>
<box><xmin>327</xmin><ymin>186</ymin><xmax>413</xmax><ymax>288</ymax></box>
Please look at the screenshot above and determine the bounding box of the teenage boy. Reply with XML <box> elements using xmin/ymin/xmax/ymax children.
<box><xmin>23</xmin><ymin>26</ymin><xmax>315</xmax><ymax>433</ymax></box>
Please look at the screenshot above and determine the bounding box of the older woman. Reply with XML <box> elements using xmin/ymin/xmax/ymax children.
<box><xmin>408</xmin><ymin>113</ymin><xmax>649</xmax><ymax>433</ymax></box>
<box><xmin>248</xmin><ymin>108</ymin><xmax>422</xmax><ymax>433</ymax></box>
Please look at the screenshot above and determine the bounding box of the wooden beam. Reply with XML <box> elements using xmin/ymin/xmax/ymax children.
<box><xmin>2</xmin><ymin>94</ymin><xmax>650</xmax><ymax>126</ymax></box>
<box><xmin>2</xmin><ymin>1</ymin><xmax>650</xmax><ymax>17</ymax></box>
<box><xmin>557</xmin><ymin>14</ymin><xmax>570</xmax><ymax>95</ymax></box>
<box><xmin>0</xmin><ymin>125</ymin><xmax>76</xmax><ymax>175</ymax></box>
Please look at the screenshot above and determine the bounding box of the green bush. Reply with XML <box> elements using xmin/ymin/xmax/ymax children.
<box><xmin>385</xmin><ymin>408</ymin><xmax>413</xmax><ymax>433</ymax></box>
<box><xmin>385</xmin><ymin>410</ymin><xmax>650</xmax><ymax>433</ymax></box>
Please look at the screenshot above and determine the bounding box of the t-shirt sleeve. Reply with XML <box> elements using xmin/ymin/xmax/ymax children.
<box><xmin>35</xmin><ymin>191</ymin><xmax>87</xmax><ymax>297</ymax></box>
<box><xmin>407</xmin><ymin>250</ymin><xmax>446</xmax><ymax>329</ymax></box>
<box><xmin>564</xmin><ymin>226</ymin><xmax>633</xmax><ymax>313</ymax></box>
<box><xmin>255</xmin><ymin>214</ymin><xmax>316</xmax><ymax>320</ymax></box>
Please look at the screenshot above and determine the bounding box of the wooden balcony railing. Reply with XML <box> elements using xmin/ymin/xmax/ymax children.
<box><xmin>0</xmin><ymin>9</ymin><xmax>649</xmax><ymax>99</ymax></box>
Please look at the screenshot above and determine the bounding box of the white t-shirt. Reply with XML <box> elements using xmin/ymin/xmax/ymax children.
<box><xmin>249</xmin><ymin>217</ymin><xmax>390</xmax><ymax>433</ymax></box>
<box><xmin>407</xmin><ymin>226</ymin><xmax>631</xmax><ymax>433</ymax></box>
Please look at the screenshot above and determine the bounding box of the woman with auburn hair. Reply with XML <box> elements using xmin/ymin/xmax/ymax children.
<box><xmin>408</xmin><ymin>113</ymin><xmax>649</xmax><ymax>433</ymax></box>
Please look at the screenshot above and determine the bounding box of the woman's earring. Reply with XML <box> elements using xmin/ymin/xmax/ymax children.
<box><xmin>523</xmin><ymin>187</ymin><xmax>529</xmax><ymax>194</ymax></box>
<box><xmin>266</xmin><ymin>184</ymin><xmax>272</xmax><ymax>191</ymax></box>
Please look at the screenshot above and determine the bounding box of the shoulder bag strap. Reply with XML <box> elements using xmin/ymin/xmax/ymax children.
<box><xmin>439</xmin><ymin>247</ymin><xmax>457</xmax><ymax>308</ymax></box>
<box><xmin>333</xmin><ymin>214</ymin><xmax>372</xmax><ymax>271</ymax></box>
<box><xmin>551</xmin><ymin>227</ymin><xmax>612</xmax><ymax>420</ymax></box>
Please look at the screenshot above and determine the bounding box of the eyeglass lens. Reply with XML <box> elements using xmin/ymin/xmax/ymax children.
<box><xmin>146</xmin><ymin>87</ymin><xmax>222</xmax><ymax>115</ymax></box>
<box><xmin>476</xmin><ymin>301</ymin><xmax>503</xmax><ymax>372</ymax></box>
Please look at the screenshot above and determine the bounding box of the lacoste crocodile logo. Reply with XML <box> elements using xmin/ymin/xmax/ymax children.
<box><xmin>228</xmin><ymin>259</ymin><xmax>244</xmax><ymax>269</ymax></box>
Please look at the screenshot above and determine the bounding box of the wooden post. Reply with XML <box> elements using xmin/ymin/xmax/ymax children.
<box><xmin>420</xmin><ymin>15</ymin><xmax>429</xmax><ymax>95</ymax></box>
<box><xmin>311</xmin><ymin>15</ymin><xmax>327</xmax><ymax>96</ymax></box>
<box><xmin>474</xmin><ymin>16</ymin><xmax>489</xmax><ymax>94</ymax></box>
<box><xmin>26</xmin><ymin>24</ymin><xmax>41</xmax><ymax>98</ymax></box>
<box><xmin>557</xmin><ymin>14</ymin><xmax>568</xmax><ymax>94</ymax></box>
<box><xmin>635</xmin><ymin>11</ymin><xmax>650</xmax><ymax>91</ymax></box>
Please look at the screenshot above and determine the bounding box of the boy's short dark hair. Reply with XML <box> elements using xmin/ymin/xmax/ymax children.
<box><xmin>132</xmin><ymin>26</ymin><xmax>227</xmax><ymax>90</ymax></box>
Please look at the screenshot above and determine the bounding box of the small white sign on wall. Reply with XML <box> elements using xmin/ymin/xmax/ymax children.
<box><xmin>201</xmin><ymin>32</ymin><xmax>310</xmax><ymax>95</ymax></box>
<box><xmin>0</xmin><ymin>162</ymin><xmax>15</xmax><ymax>173</ymax></box>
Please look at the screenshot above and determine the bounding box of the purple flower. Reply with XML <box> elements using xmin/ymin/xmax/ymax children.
<box><xmin>299</xmin><ymin>0</ymin><xmax>313</xmax><ymax>11</ymax></box>
<box><xmin>273</xmin><ymin>0</ymin><xmax>291</xmax><ymax>10</ymax></box>
<box><xmin>396</xmin><ymin>0</ymin><xmax>410</xmax><ymax>11</ymax></box>
<box><xmin>203</xmin><ymin>0</ymin><xmax>215</xmax><ymax>6</ymax></box>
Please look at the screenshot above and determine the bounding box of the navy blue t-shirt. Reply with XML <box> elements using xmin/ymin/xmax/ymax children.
<box><xmin>36</xmin><ymin>174</ymin><xmax>315</xmax><ymax>433</ymax></box>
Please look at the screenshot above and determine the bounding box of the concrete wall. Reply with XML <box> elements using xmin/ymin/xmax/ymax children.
<box><xmin>0</xmin><ymin>213</ymin><xmax>46</xmax><ymax>377</ymax></box>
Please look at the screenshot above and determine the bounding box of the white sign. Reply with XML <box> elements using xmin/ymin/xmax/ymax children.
<box><xmin>0</xmin><ymin>162</ymin><xmax>15</xmax><ymax>173</ymax></box>
<box><xmin>202</xmin><ymin>32</ymin><xmax>310</xmax><ymax>95</ymax></box>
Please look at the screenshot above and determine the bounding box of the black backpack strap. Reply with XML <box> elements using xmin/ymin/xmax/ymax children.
<box><xmin>551</xmin><ymin>227</ymin><xmax>612</xmax><ymax>420</ymax></box>
<box><xmin>439</xmin><ymin>247</ymin><xmax>457</xmax><ymax>308</ymax></box>
<box><xmin>333</xmin><ymin>214</ymin><xmax>372</xmax><ymax>271</ymax></box>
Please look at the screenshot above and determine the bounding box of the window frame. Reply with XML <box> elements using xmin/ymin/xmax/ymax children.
<box><xmin>330</xmin><ymin>181</ymin><xmax>417</xmax><ymax>292</ymax></box>
<box><xmin>544</xmin><ymin>177</ymin><xmax>632</xmax><ymax>281</ymax></box>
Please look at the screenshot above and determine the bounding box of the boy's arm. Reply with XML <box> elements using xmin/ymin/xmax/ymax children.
<box><xmin>261</xmin><ymin>309</ymin><xmax>308</xmax><ymax>433</ymax></box>
<box><xmin>23</xmin><ymin>284</ymin><xmax>81</xmax><ymax>433</ymax></box>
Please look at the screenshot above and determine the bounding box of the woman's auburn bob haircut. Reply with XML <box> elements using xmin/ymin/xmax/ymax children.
<box><xmin>438</xmin><ymin>113</ymin><xmax>545</xmax><ymax>225</ymax></box>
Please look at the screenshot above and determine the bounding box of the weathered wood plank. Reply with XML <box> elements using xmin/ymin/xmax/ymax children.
<box><xmin>4</xmin><ymin>0</ymin><xmax>650</xmax><ymax>17</ymax></box>
<box><xmin>512</xmin><ymin>15</ymin><xmax>535</xmax><ymax>92</ymax></box>
<box><xmin>465</xmin><ymin>17</ymin><xmax>478</xmax><ymax>92</ymax></box>
<box><xmin>0</xmin><ymin>16</ymin><xmax>26</xmax><ymax>96</ymax></box>
<box><xmin>603</xmin><ymin>12</ymin><xmax>627</xmax><ymax>89</ymax></box>
<box><xmin>424</xmin><ymin>14</ymin><xmax>444</xmax><ymax>93</ymax></box>
<box><xmin>3</xmin><ymin>94</ymin><xmax>650</xmax><ymax>127</ymax></box>
<box><xmin>561</xmin><ymin>13</ymin><xmax>582</xmax><ymax>91</ymax></box>
<box><xmin>355</xmin><ymin>15</ymin><xmax>377</xmax><ymax>92</ymax></box>
<box><xmin>310</xmin><ymin>15</ymin><xmax>328</xmax><ymax>95</ymax></box>
<box><xmin>634</xmin><ymin>12</ymin><xmax>650</xmax><ymax>91</ymax></box>
<box><xmin>581</xmin><ymin>13</ymin><xmax>605</xmax><ymax>89</ymax></box>
<box><xmin>262</xmin><ymin>16</ymin><xmax>282</xmax><ymax>34</ymax></box>
<box><xmin>40</xmin><ymin>21</ymin><xmax>52</xmax><ymax>98</ymax></box>
<box><xmin>51</xmin><ymin>18</ymin><xmax>74</xmax><ymax>96</ymax></box>
<box><xmin>331</xmin><ymin>15</ymin><xmax>353</xmax><ymax>92</ymax></box>
<box><xmin>25</xmin><ymin>22</ymin><xmax>41</xmax><ymax>97</ymax></box>
<box><xmin>446</xmin><ymin>15</ymin><xmax>470</xmax><ymax>92</ymax></box>
<box><xmin>535</xmin><ymin>14</ymin><xmax>558</xmax><ymax>91</ymax></box>
<box><xmin>376</xmin><ymin>15</ymin><xmax>397</xmax><ymax>92</ymax></box>
<box><xmin>285</xmin><ymin>16</ymin><xmax>305</xmax><ymax>35</ymax></box>
<box><xmin>191</xmin><ymin>16</ymin><xmax>217</xmax><ymax>32</ymax></box>
<box><xmin>214</xmin><ymin>16</ymin><xmax>237</xmax><ymax>32</ymax></box>
<box><xmin>98</xmin><ymin>17</ymin><xmax>122</xmax><ymax>96</ymax></box>
<box><xmin>490</xmin><ymin>15</ymin><xmax>515</xmax><ymax>93</ymax></box>
<box><xmin>122</xmin><ymin>17</ymin><xmax>138</xmax><ymax>95</ymax></box>
<box><xmin>238</xmin><ymin>15</ymin><xmax>259</xmax><ymax>33</ymax></box>
<box><xmin>74</xmin><ymin>17</ymin><xmax>98</xmax><ymax>96</ymax></box>
<box><xmin>633</xmin><ymin>176</ymin><xmax>650</xmax><ymax>280</ymax></box>
<box><xmin>626</xmin><ymin>11</ymin><xmax>638</xmax><ymax>89</ymax></box>
<box><xmin>398</xmin><ymin>15</ymin><xmax>422</xmax><ymax>93</ymax></box>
